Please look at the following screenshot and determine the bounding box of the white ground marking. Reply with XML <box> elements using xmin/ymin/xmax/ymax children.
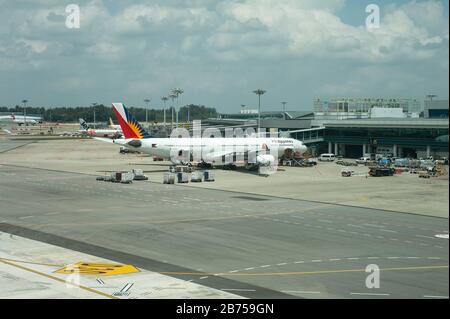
<box><xmin>19</xmin><ymin>216</ymin><xmax>34</xmax><ymax>220</ymax></box>
<box><xmin>423</xmin><ymin>295</ymin><xmax>449</xmax><ymax>299</ymax></box>
<box><xmin>416</xmin><ymin>235</ymin><xmax>436</xmax><ymax>239</ymax></box>
<box><xmin>282</xmin><ymin>291</ymin><xmax>321</xmax><ymax>294</ymax></box>
<box><xmin>348</xmin><ymin>224</ymin><xmax>365</xmax><ymax>229</ymax></box>
<box><xmin>363</xmin><ymin>224</ymin><xmax>385</xmax><ymax>228</ymax></box>
<box><xmin>435</xmin><ymin>234</ymin><xmax>449</xmax><ymax>239</ymax></box>
<box><xmin>221</xmin><ymin>289</ymin><xmax>256</xmax><ymax>292</ymax></box>
<box><xmin>350</xmin><ymin>292</ymin><xmax>390</xmax><ymax>296</ymax></box>
<box><xmin>380</xmin><ymin>229</ymin><xmax>397</xmax><ymax>233</ymax></box>
<box><xmin>225</xmin><ymin>255</ymin><xmax>445</xmax><ymax>274</ymax></box>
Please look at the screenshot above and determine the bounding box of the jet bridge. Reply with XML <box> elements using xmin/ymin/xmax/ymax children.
<box><xmin>283</xmin><ymin>127</ymin><xmax>325</xmax><ymax>144</ymax></box>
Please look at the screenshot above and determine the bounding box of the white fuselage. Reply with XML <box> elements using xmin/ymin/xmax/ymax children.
<box><xmin>82</xmin><ymin>128</ymin><xmax>122</xmax><ymax>138</ymax></box>
<box><xmin>113</xmin><ymin>137</ymin><xmax>306</xmax><ymax>164</ymax></box>
<box><xmin>0</xmin><ymin>115</ymin><xmax>41</xmax><ymax>125</ymax></box>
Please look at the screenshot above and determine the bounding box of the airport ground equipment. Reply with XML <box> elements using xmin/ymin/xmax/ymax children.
<box><xmin>177</xmin><ymin>172</ymin><xmax>189</xmax><ymax>183</ymax></box>
<box><xmin>369</xmin><ymin>167</ymin><xmax>395</xmax><ymax>177</ymax></box>
<box><xmin>169</xmin><ymin>165</ymin><xmax>194</xmax><ymax>173</ymax></box>
<box><xmin>394</xmin><ymin>158</ymin><xmax>410</xmax><ymax>167</ymax></box>
<box><xmin>131</xmin><ymin>169</ymin><xmax>148</xmax><ymax>181</ymax></box>
<box><xmin>105</xmin><ymin>171</ymin><xmax>134</xmax><ymax>183</ymax></box>
<box><xmin>435</xmin><ymin>164</ymin><xmax>448</xmax><ymax>176</ymax></box>
<box><xmin>96</xmin><ymin>176</ymin><xmax>111</xmax><ymax>182</ymax></box>
<box><xmin>281</xmin><ymin>158</ymin><xmax>315</xmax><ymax>167</ymax></box>
<box><xmin>419</xmin><ymin>171</ymin><xmax>431</xmax><ymax>178</ymax></box>
<box><xmin>191</xmin><ymin>171</ymin><xmax>203</xmax><ymax>182</ymax></box>
<box><xmin>365</xmin><ymin>160</ymin><xmax>378</xmax><ymax>167</ymax></box>
<box><xmin>204</xmin><ymin>170</ymin><xmax>215</xmax><ymax>182</ymax></box>
<box><xmin>119</xmin><ymin>146</ymin><xmax>140</xmax><ymax>154</ymax></box>
<box><xmin>341</xmin><ymin>169</ymin><xmax>354</xmax><ymax>177</ymax></box>
<box><xmin>336</xmin><ymin>160</ymin><xmax>358</xmax><ymax>166</ymax></box>
<box><xmin>163</xmin><ymin>172</ymin><xmax>175</xmax><ymax>184</ymax></box>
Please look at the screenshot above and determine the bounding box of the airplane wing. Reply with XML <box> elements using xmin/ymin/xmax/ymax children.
<box><xmin>93</xmin><ymin>137</ymin><xmax>115</xmax><ymax>144</ymax></box>
<box><xmin>2</xmin><ymin>129</ymin><xmax>12</xmax><ymax>135</ymax></box>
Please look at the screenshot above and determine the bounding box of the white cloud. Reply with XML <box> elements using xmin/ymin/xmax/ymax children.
<box><xmin>0</xmin><ymin>0</ymin><xmax>448</xmax><ymax>108</ymax></box>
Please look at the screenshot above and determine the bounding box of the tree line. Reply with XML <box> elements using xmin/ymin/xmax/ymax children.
<box><xmin>0</xmin><ymin>104</ymin><xmax>218</xmax><ymax>123</ymax></box>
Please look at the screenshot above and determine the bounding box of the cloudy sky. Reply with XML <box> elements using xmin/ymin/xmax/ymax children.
<box><xmin>0</xmin><ymin>0</ymin><xmax>448</xmax><ymax>112</ymax></box>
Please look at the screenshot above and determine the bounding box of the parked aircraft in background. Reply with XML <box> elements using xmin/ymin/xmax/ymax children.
<box><xmin>79</xmin><ymin>118</ymin><xmax>122</xmax><ymax>138</ymax></box>
<box><xmin>95</xmin><ymin>103</ymin><xmax>307</xmax><ymax>173</ymax></box>
<box><xmin>108</xmin><ymin>117</ymin><xmax>121</xmax><ymax>130</ymax></box>
<box><xmin>0</xmin><ymin>114</ymin><xmax>42</xmax><ymax>125</ymax></box>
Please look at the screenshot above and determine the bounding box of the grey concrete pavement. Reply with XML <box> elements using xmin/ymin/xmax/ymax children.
<box><xmin>0</xmin><ymin>164</ymin><xmax>447</xmax><ymax>298</ymax></box>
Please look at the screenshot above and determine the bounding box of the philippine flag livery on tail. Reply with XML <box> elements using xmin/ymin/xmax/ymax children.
<box><xmin>112</xmin><ymin>103</ymin><xmax>153</xmax><ymax>139</ymax></box>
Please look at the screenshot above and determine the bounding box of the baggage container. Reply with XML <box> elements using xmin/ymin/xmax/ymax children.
<box><xmin>132</xmin><ymin>169</ymin><xmax>148</xmax><ymax>181</ymax></box>
<box><xmin>163</xmin><ymin>172</ymin><xmax>175</xmax><ymax>184</ymax></box>
<box><xmin>204</xmin><ymin>170</ymin><xmax>215</xmax><ymax>182</ymax></box>
<box><xmin>120</xmin><ymin>172</ymin><xmax>134</xmax><ymax>184</ymax></box>
<box><xmin>191</xmin><ymin>171</ymin><xmax>203</xmax><ymax>182</ymax></box>
<box><xmin>177</xmin><ymin>172</ymin><xmax>189</xmax><ymax>183</ymax></box>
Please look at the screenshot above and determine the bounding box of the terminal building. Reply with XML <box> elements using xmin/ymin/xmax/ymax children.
<box><xmin>205</xmin><ymin>97</ymin><xmax>449</xmax><ymax>159</ymax></box>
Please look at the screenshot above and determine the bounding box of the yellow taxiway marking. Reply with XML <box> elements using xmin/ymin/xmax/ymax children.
<box><xmin>159</xmin><ymin>265</ymin><xmax>449</xmax><ymax>277</ymax></box>
<box><xmin>0</xmin><ymin>257</ymin><xmax>63</xmax><ymax>267</ymax></box>
<box><xmin>55</xmin><ymin>262</ymin><xmax>140</xmax><ymax>276</ymax></box>
<box><xmin>0</xmin><ymin>258</ymin><xmax>118</xmax><ymax>299</ymax></box>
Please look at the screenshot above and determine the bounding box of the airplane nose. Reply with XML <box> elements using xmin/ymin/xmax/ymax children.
<box><xmin>301</xmin><ymin>145</ymin><xmax>308</xmax><ymax>154</ymax></box>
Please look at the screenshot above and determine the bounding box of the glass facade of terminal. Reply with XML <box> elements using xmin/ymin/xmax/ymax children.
<box><xmin>314</xmin><ymin>98</ymin><xmax>422</xmax><ymax>114</ymax></box>
<box><xmin>324</xmin><ymin>127</ymin><xmax>448</xmax><ymax>143</ymax></box>
<box><xmin>322</xmin><ymin>126</ymin><xmax>449</xmax><ymax>158</ymax></box>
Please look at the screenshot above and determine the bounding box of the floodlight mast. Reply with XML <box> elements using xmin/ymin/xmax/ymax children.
<box><xmin>253</xmin><ymin>89</ymin><xmax>266</xmax><ymax>135</ymax></box>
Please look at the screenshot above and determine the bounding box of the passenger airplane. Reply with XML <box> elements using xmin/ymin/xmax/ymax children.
<box><xmin>79</xmin><ymin>118</ymin><xmax>122</xmax><ymax>138</ymax></box>
<box><xmin>108</xmin><ymin>117</ymin><xmax>121</xmax><ymax>130</ymax></box>
<box><xmin>0</xmin><ymin>114</ymin><xmax>42</xmax><ymax>125</ymax></box>
<box><xmin>97</xmin><ymin>103</ymin><xmax>307</xmax><ymax>172</ymax></box>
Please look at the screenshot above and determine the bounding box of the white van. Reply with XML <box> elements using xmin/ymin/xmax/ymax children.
<box><xmin>319</xmin><ymin>153</ymin><xmax>336</xmax><ymax>162</ymax></box>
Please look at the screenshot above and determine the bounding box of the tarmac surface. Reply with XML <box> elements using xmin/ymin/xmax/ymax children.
<box><xmin>0</xmin><ymin>160</ymin><xmax>448</xmax><ymax>299</ymax></box>
<box><xmin>0</xmin><ymin>138</ymin><xmax>447</xmax><ymax>217</ymax></box>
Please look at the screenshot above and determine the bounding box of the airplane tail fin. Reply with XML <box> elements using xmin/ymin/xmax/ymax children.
<box><xmin>79</xmin><ymin>118</ymin><xmax>89</xmax><ymax>131</ymax></box>
<box><xmin>112</xmin><ymin>103</ymin><xmax>153</xmax><ymax>139</ymax></box>
<box><xmin>109</xmin><ymin>117</ymin><xmax>115</xmax><ymax>128</ymax></box>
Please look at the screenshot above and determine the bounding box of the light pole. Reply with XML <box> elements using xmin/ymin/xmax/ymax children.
<box><xmin>253</xmin><ymin>89</ymin><xmax>266</xmax><ymax>134</ymax></box>
<box><xmin>169</xmin><ymin>93</ymin><xmax>177</xmax><ymax>130</ymax></box>
<box><xmin>92</xmin><ymin>102</ymin><xmax>97</xmax><ymax>129</ymax></box>
<box><xmin>144</xmin><ymin>98</ymin><xmax>151</xmax><ymax>125</ymax></box>
<box><xmin>171</xmin><ymin>88</ymin><xmax>184</xmax><ymax>126</ymax></box>
<box><xmin>22</xmin><ymin>100</ymin><xmax>28</xmax><ymax>126</ymax></box>
<box><xmin>161</xmin><ymin>96</ymin><xmax>168</xmax><ymax>127</ymax></box>
<box><xmin>281</xmin><ymin>101</ymin><xmax>287</xmax><ymax>120</ymax></box>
